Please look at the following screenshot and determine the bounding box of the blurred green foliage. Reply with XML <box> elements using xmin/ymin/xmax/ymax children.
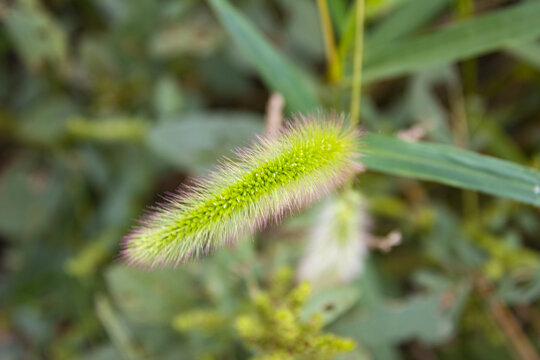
<box><xmin>1</xmin><ymin>0</ymin><xmax>540</xmax><ymax>359</ymax></box>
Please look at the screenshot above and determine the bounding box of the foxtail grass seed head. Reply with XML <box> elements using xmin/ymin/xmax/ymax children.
<box><xmin>297</xmin><ymin>188</ymin><xmax>369</xmax><ymax>290</ymax></box>
<box><xmin>122</xmin><ymin>114</ymin><xmax>361</xmax><ymax>268</ymax></box>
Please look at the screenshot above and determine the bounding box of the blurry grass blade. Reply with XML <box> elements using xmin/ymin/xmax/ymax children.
<box><xmin>105</xmin><ymin>265</ymin><xmax>195</xmax><ymax>323</ymax></box>
<box><xmin>4</xmin><ymin>0</ymin><xmax>68</xmax><ymax>72</ymax></box>
<box><xmin>301</xmin><ymin>285</ymin><xmax>361</xmax><ymax>325</ymax></box>
<box><xmin>330</xmin><ymin>280</ymin><xmax>470</xmax><ymax>346</ymax></box>
<box><xmin>95</xmin><ymin>294</ymin><xmax>142</xmax><ymax>360</ymax></box>
<box><xmin>341</xmin><ymin>0</ymin><xmax>437</xmax><ymax>73</ymax></box>
<box><xmin>327</xmin><ymin>0</ymin><xmax>348</xmax><ymax>36</ymax></box>
<box><xmin>363</xmin><ymin>135</ymin><xmax>540</xmax><ymax>207</ymax></box>
<box><xmin>66</xmin><ymin>116</ymin><xmax>148</xmax><ymax>142</ymax></box>
<box><xmin>368</xmin><ymin>0</ymin><xmax>449</xmax><ymax>46</ymax></box>
<box><xmin>365</xmin><ymin>0</ymin><xmax>408</xmax><ymax>18</ymax></box>
<box><xmin>507</xmin><ymin>42</ymin><xmax>540</xmax><ymax>69</ymax></box>
<box><xmin>360</xmin><ymin>1</ymin><xmax>540</xmax><ymax>83</ymax></box>
<box><xmin>207</xmin><ymin>0</ymin><xmax>319</xmax><ymax>112</ymax></box>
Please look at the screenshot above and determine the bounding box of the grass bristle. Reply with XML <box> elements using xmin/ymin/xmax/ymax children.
<box><xmin>122</xmin><ymin>113</ymin><xmax>361</xmax><ymax>268</ymax></box>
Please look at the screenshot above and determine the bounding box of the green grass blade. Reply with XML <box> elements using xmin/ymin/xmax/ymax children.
<box><xmin>207</xmin><ymin>0</ymin><xmax>319</xmax><ymax>112</ymax></box>
<box><xmin>363</xmin><ymin>134</ymin><xmax>540</xmax><ymax>207</ymax></box>
<box><xmin>328</xmin><ymin>0</ymin><xmax>348</xmax><ymax>36</ymax></box>
<box><xmin>360</xmin><ymin>1</ymin><xmax>540</xmax><ymax>83</ymax></box>
<box><xmin>507</xmin><ymin>42</ymin><xmax>540</xmax><ymax>69</ymax></box>
<box><xmin>368</xmin><ymin>0</ymin><xmax>449</xmax><ymax>46</ymax></box>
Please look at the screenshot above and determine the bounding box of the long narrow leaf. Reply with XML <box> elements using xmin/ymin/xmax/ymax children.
<box><xmin>507</xmin><ymin>42</ymin><xmax>540</xmax><ymax>69</ymax></box>
<box><xmin>361</xmin><ymin>1</ymin><xmax>540</xmax><ymax>83</ymax></box>
<box><xmin>368</xmin><ymin>0</ymin><xmax>449</xmax><ymax>46</ymax></box>
<box><xmin>207</xmin><ymin>0</ymin><xmax>319</xmax><ymax>112</ymax></box>
<box><xmin>363</xmin><ymin>134</ymin><xmax>540</xmax><ymax>207</ymax></box>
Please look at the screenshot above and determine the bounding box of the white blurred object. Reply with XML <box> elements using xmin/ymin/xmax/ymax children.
<box><xmin>297</xmin><ymin>188</ymin><xmax>369</xmax><ymax>290</ymax></box>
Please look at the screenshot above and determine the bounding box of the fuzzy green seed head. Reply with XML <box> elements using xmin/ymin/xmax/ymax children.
<box><xmin>122</xmin><ymin>114</ymin><xmax>361</xmax><ymax>268</ymax></box>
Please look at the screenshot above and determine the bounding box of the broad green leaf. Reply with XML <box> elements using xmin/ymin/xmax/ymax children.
<box><xmin>365</xmin><ymin>0</ymin><xmax>409</xmax><ymax>18</ymax></box>
<box><xmin>363</xmin><ymin>135</ymin><xmax>540</xmax><ymax>207</ymax></box>
<box><xmin>4</xmin><ymin>0</ymin><xmax>68</xmax><ymax>71</ymax></box>
<box><xmin>207</xmin><ymin>0</ymin><xmax>319</xmax><ymax>112</ymax></box>
<box><xmin>95</xmin><ymin>294</ymin><xmax>143</xmax><ymax>360</ymax></box>
<box><xmin>340</xmin><ymin>0</ymin><xmax>447</xmax><ymax>77</ymax></box>
<box><xmin>331</xmin><ymin>281</ymin><xmax>470</xmax><ymax>346</ymax></box>
<box><xmin>105</xmin><ymin>265</ymin><xmax>196</xmax><ymax>324</ymax></box>
<box><xmin>0</xmin><ymin>156</ymin><xmax>65</xmax><ymax>238</ymax></box>
<box><xmin>301</xmin><ymin>285</ymin><xmax>360</xmax><ymax>325</ymax></box>
<box><xmin>361</xmin><ymin>1</ymin><xmax>540</xmax><ymax>83</ymax></box>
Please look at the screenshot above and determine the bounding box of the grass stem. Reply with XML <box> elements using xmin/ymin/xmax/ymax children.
<box><xmin>317</xmin><ymin>0</ymin><xmax>341</xmax><ymax>83</ymax></box>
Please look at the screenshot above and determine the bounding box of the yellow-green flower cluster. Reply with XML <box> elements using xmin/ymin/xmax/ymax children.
<box><xmin>235</xmin><ymin>269</ymin><xmax>356</xmax><ymax>360</ymax></box>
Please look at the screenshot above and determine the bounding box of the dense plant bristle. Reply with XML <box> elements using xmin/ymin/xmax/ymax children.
<box><xmin>122</xmin><ymin>114</ymin><xmax>361</xmax><ymax>268</ymax></box>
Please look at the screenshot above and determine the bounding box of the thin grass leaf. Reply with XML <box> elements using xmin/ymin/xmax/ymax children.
<box><xmin>207</xmin><ymin>0</ymin><xmax>319</xmax><ymax>112</ymax></box>
<box><xmin>507</xmin><ymin>41</ymin><xmax>540</xmax><ymax>69</ymax></box>
<box><xmin>360</xmin><ymin>1</ymin><xmax>540</xmax><ymax>83</ymax></box>
<box><xmin>327</xmin><ymin>0</ymin><xmax>348</xmax><ymax>36</ymax></box>
<box><xmin>363</xmin><ymin>134</ymin><xmax>540</xmax><ymax>207</ymax></box>
<box><xmin>368</xmin><ymin>0</ymin><xmax>449</xmax><ymax>46</ymax></box>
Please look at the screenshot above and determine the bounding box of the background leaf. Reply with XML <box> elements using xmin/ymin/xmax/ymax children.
<box><xmin>147</xmin><ymin>112</ymin><xmax>263</xmax><ymax>173</ymax></box>
<box><xmin>207</xmin><ymin>0</ymin><xmax>320</xmax><ymax>112</ymax></box>
<box><xmin>363</xmin><ymin>134</ymin><xmax>540</xmax><ymax>207</ymax></box>
<box><xmin>2</xmin><ymin>0</ymin><xmax>540</xmax><ymax>359</ymax></box>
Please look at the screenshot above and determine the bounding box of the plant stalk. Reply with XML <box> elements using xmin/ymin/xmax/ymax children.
<box><xmin>317</xmin><ymin>0</ymin><xmax>341</xmax><ymax>83</ymax></box>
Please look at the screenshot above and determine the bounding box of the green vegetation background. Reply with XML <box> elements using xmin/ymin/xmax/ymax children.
<box><xmin>1</xmin><ymin>0</ymin><xmax>540</xmax><ymax>359</ymax></box>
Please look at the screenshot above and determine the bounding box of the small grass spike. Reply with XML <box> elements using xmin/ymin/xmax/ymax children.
<box><xmin>122</xmin><ymin>113</ymin><xmax>361</xmax><ymax>268</ymax></box>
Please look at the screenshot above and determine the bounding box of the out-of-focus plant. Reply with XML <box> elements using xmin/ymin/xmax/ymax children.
<box><xmin>297</xmin><ymin>188</ymin><xmax>369</xmax><ymax>290</ymax></box>
<box><xmin>2</xmin><ymin>0</ymin><xmax>540</xmax><ymax>359</ymax></box>
<box><xmin>235</xmin><ymin>276</ymin><xmax>355</xmax><ymax>360</ymax></box>
<box><xmin>174</xmin><ymin>267</ymin><xmax>356</xmax><ymax>359</ymax></box>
